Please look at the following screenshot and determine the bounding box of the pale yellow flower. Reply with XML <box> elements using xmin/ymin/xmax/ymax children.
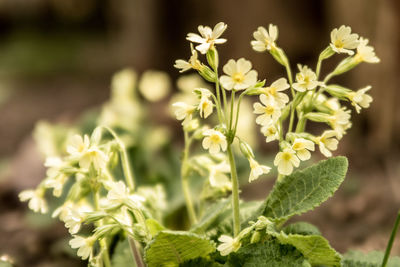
<box><xmin>274</xmin><ymin>148</ymin><xmax>300</xmax><ymax>176</ymax></box>
<box><xmin>186</xmin><ymin>22</ymin><xmax>227</xmax><ymax>54</ymax></box>
<box><xmin>260</xmin><ymin>122</ymin><xmax>280</xmax><ymax>143</ymax></box>
<box><xmin>172</xmin><ymin>102</ymin><xmax>197</xmax><ymax>125</ymax></box>
<box><xmin>248</xmin><ymin>157</ymin><xmax>270</xmax><ymax>182</ymax></box>
<box><xmin>254</xmin><ymin>94</ymin><xmax>281</xmax><ymax>125</ymax></box>
<box><xmin>293</xmin><ymin>65</ymin><xmax>320</xmax><ymax>92</ymax></box>
<box><xmin>328</xmin><ymin>108</ymin><xmax>352</xmax><ymax>138</ymax></box>
<box><xmin>315</xmin><ymin>130</ymin><xmax>339</xmax><ymax>157</ymax></box>
<box><xmin>330</xmin><ymin>25</ymin><xmax>359</xmax><ymax>55</ymax></box>
<box><xmin>251</xmin><ymin>24</ymin><xmax>278</xmax><ymax>52</ymax></box>
<box><xmin>262</xmin><ymin>78</ymin><xmax>290</xmax><ymax>107</ymax></box>
<box><xmin>220</xmin><ymin>58</ymin><xmax>258</xmax><ymax>90</ymax></box>
<box><xmin>291</xmin><ymin>138</ymin><xmax>315</xmax><ymax>161</ymax></box>
<box><xmin>67</xmin><ymin>134</ymin><xmax>90</xmax><ymax>157</ymax></box>
<box><xmin>138</xmin><ymin>70</ymin><xmax>171</xmax><ymax>102</ymax></box>
<box><xmin>208</xmin><ymin>161</ymin><xmax>231</xmax><ymax>190</ymax></box>
<box><xmin>355</xmin><ymin>38</ymin><xmax>380</xmax><ymax>63</ymax></box>
<box><xmin>347</xmin><ymin>85</ymin><xmax>373</xmax><ymax>113</ymax></box>
<box><xmin>19</xmin><ymin>189</ymin><xmax>48</xmax><ymax>214</ymax></box>
<box><xmin>197</xmin><ymin>88</ymin><xmax>214</xmax><ymax>119</ymax></box>
<box><xmin>174</xmin><ymin>47</ymin><xmax>202</xmax><ymax>72</ymax></box>
<box><xmin>69</xmin><ymin>235</ymin><xmax>95</xmax><ymax>260</ymax></box>
<box><xmin>202</xmin><ymin>129</ymin><xmax>227</xmax><ymax>154</ymax></box>
<box><xmin>217</xmin><ymin>235</ymin><xmax>241</xmax><ymax>256</ymax></box>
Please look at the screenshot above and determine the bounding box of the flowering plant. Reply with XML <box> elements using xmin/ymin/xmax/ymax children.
<box><xmin>19</xmin><ymin>22</ymin><xmax>400</xmax><ymax>267</ymax></box>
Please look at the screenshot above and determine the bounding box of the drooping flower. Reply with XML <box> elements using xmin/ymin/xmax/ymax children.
<box><xmin>274</xmin><ymin>148</ymin><xmax>300</xmax><ymax>176</ymax></box>
<box><xmin>220</xmin><ymin>58</ymin><xmax>258</xmax><ymax>91</ymax></box>
<box><xmin>330</xmin><ymin>25</ymin><xmax>359</xmax><ymax>55</ymax></box>
<box><xmin>197</xmin><ymin>88</ymin><xmax>214</xmax><ymax>118</ymax></box>
<box><xmin>172</xmin><ymin>102</ymin><xmax>197</xmax><ymax>125</ymax></box>
<box><xmin>248</xmin><ymin>157</ymin><xmax>271</xmax><ymax>182</ymax></box>
<box><xmin>315</xmin><ymin>130</ymin><xmax>339</xmax><ymax>157</ymax></box>
<box><xmin>202</xmin><ymin>129</ymin><xmax>227</xmax><ymax>154</ymax></box>
<box><xmin>69</xmin><ymin>235</ymin><xmax>95</xmax><ymax>260</ymax></box>
<box><xmin>254</xmin><ymin>94</ymin><xmax>281</xmax><ymax>125</ymax></box>
<box><xmin>260</xmin><ymin>121</ymin><xmax>280</xmax><ymax>143</ymax></box>
<box><xmin>103</xmin><ymin>181</ymin><xmax>145</xmax><ymax>209</ymax></box>
<box><xmin>291</xmin><ymin>138</ymin><xmax>315</xmax><ymax>161</ymax></box>
<box><xmin>174</xmin><ymin>46</ymin><xmax>202</xmax><ymax>72</ymax></box>
<box><xmin>262</xmin><ymin>78</ymin><xmax>290</xmax><ymax>107</ymax></box>
<box><xmin>354</xmin><ymin>38</ymin><xmax>380</xmax><ymax>63</ymax></box>
<box><xmin>217</xmin><ymin>235</ymin><xmax>241</xmax><ymax>256</ymax></box>
<box><xmin>328</xmin><ymin>108</ymin><xmax>352</xmax><ymax>138</ymax></box>
<box><xmin>293</xmin><ymin>65</ymin><xmax>320</xmax><ymax>92</ymax></box>
<box><xmin>251</xmin><ymin>24</ymin><xmax>278</xmax><ymax>52</ymax></box>
<box><xmin>346</xmin><ymin>85</ymin><xmax>373</xmax><ymax>113</ymax></box>
<box><xmin>186</xmin><ymin>22</ymin><xmax>227</xmax><ymax>54</ymax></box>
<box><xmin>19</xmin><ymin>189</ymin><xmax>48</xmax><ymax>214</ymax></box>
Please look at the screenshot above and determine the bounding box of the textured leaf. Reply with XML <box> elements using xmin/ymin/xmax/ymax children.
<box><xmin>191</xmin><ymin>198</ymin><xmax>231</xmax><ymax>234</ymax></box>
<box><xmin>342</xmin><ymin>250</ymin><xmax>400</xmax><ymax>267</ymax></box>
<box><xmin>144</xmin><ymin>230</ymin><xmax>215</xmax><ymax>267</ymax></box>
<box><xmin>110</xmin><ymin>239</ymin><xmax>136</xmax><ymax>267</ymax></box>
<box><xmin>283</xmin><ymin>222</ymin><xmax>321</xmax><ymax>236</ymax></box>
<box><xmin>258</xmin><ymin>157</ymin><xmax>348</xmax><ymax>221</ymax></box>
<box><xmin>227</xmin><ymin>240</ymin><xmax>310</xmax><ymax>267</ymax></box>
<box><xmin>276</xmin><ymin>233</ymin><xmax>341</xmax><ymax>266</ymax></box>
<box><xmin>181</xmin><ymin>257</ymin><xmax>224</xmax><ymax>267</ymax></box>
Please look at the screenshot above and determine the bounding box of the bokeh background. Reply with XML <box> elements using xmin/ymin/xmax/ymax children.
<box><xmin>0</xmin><ymin>0</ymin><xmax>399</xmax><ymax>266</ymax></box>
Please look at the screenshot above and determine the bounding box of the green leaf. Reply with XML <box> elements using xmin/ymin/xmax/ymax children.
<box><xmin>283</xmin><ymin>222</ymin><xmax>321</xmax><ymax>236</ymax></box>
<box><xmin>256</xmin><ymin>157</ymin><xmax>348</xmax><ymax>221</ymax></box>
<box><xmin>342</xmin><ymin>250</ymin><xmax>400</xmax><ymax>267</ymax></box>
<box><xmin>181</xmin><ymin>257</ymin><xmax>224</xmax><ymax>267</ymax></box>
<box><xmin>276</xmin><ymin>233</ymin><xmax>341</xmax><ymax>266</ymax></box>
<box><xmin>227</xmin><ymin>240</ymin><xmax>310</xmax><ymax>267</ymax></box>
<box><xmin>146</xmin><ymin>218</ymin><xmax>165</xmax><ymax>237</ymax></box>
<box><xmin>111</xmin><ymin>239</ymin><xmax>136</xmax><ymax>267</ymax></box>
<box><xmin>144</xmin><ymin>230</ymin><xmax>216</xmax><ymax>267</ymax></box>
<box><xmin>190</xmin><ymin>198</ymin><xmax>231</xmax><ymax>234</ymax></box>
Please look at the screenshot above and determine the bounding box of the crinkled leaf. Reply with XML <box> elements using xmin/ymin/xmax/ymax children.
<box><xmin>181</xmin><ymin>257</ymin><xmax>224</xmax><ymax>267</ymax></box>
<box><xmin>144</xmin><ymin>230</ymin><xmax>215</xmax><ymax>267</ymax></box>
<box><xmin>256</xmin><ymin>157</ymin><xmax>348</xmax><ymax>221</ymax></box>
<box><xmin>227</xmin><ymin>240</ymin><xmax>310</xmax><ymax>267</ymax></box>
<box><xmin>342</xmin><ymin>250</ymin><xmax>400</xmax><ymax>267</ymax></box>
<box><xmin>276</xmin><ymin>233</ymin><xmax>341</xmax><ymax>266</ymax></box>
<box><xmin>283</xmin><ymin>222</ymin><xmax>321</xmax><ymax>236</ymax></box>
<box><xmin>191</xmin><ymin>198</ymin><xmax>231</xmax><ymax>234</ymax></box>
<box><xmin>110</xmin><ymin>239</ymin><xmax>135</xmax><ymax>267</ymax></box>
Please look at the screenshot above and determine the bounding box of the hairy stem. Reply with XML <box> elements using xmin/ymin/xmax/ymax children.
<box><xmin>94</xmin><ymin>191</ymin><xmax>111</xmax><ymax>267</ymax></box>
<box><xmin>382</xmin><ymin>211</ymin><xmax>400</xmax><ymax>267</ymax></box>
<box><xmin>227</xmin><ymin>144</ymin><xmax>240</xmax><ymax>237</ymax></box>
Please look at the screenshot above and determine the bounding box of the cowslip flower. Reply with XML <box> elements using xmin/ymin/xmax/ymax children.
<box><xmin>262</xmin><ymin>78</ymin><xmax>290</xmax><ymax>107</ymax></box>
<box><xmin>69</xmin><ymin>235</ymin><xmax>96</xmax><ymax>260</ymax></box>
<box><xmin>217</xmin><ymin>235</ymin><xmax>241</xmax><ymax>256</ymax></box>
<box><xmin>202</xmin><ymin>129</ymin><xmax>227</xmax><ymax>154</ymax></box>
<box><xmin>251</xmin><ymin>24</ymin><xmax>278</xmax><ymax>52</ymax></box>
<box><xmin>254</xmin><ymin>94</ymin><xmax>281</xmax><ymax>125</ymax></box>
<box><xmin>328</xmin><ymin>108</ymin><xmax>352</xmax><ymax>138</ymax></box>
<box><xmin>79</xmin><ymin>147</ymin><xmax>109</xmax><ymax>171</ymax></box>
<box><xmin>346</xmin><ymin>85</ymin><xmax>373</xmax><ymax>113</ymax></box>
<box><xmin>186</xmin><ymin>22</ymin><xmax>227</xmax><ymax>54</ymax></box>
<box><xmin>315</xmin><ymin>130</ymin><xmax>339</xmax><ymax>157</ymax></box>
<box><xmin>248</xmin><ymin>157</ymin><xmax>271</xmax><ymax>182</ymax></box>
<box><xmin>274</xmin><ymin>148</ymin><xmax>300</xmax><ymax>176</ymax></box>
<box><xmin>104</xmin><ymin>181</ymin><xmax>145</xmax><ymax>209</ymax></box>
<box><xmin>291</xmin><ymin>138</ymin><xmax>315</xmax><ymax>161</ymax></box>
<box><xmin>174</xmin><ymin>46</ymin><xmax>202</xmax><ymax>72</ymax></box>
<box><xmin>208</xmin><ymin>161</ymin><xmax>232</xmax><ymax>190</ymax></box>
<box><xmin>354</xmin><ymin>38</ymin><xmax>380</xmax><ymax>63</ymax></box>
<box><xmin>172</xmin><ymin>102</ymin><xmax>197</xmax><ymax>125</ymax></box>
<box><xmin>138</xmin><ymin>70</ymin><xmax>171</xmax><ymax>102</ymax></box>
<box><xmin>197</xmin><ymin>88</ymin><xmax>214</xmax><ymax>118</ymax></box>
<box><xmin>19</xmin><ymin>189</ymin><xmax>48</xmax><ymax>214</ymax></box>
<box><xmin>330</xmin><ymin>25</ymin><xmax>359</xmax><ymax>55</ymax></box>
<box><xmin>260</xmin><ymin>122</ymin><xmax>280</xmax><ymax>143</ymax></box>
<box><xmin>220</xmin><ymin>58</ymin><xmax>257</xmax><ymax>90</ymax></box>
<box><xmin>293</xmin><ymin>65</ymin><xmax>320</xmax><ymax>92</ymax></box>
<box><xmin>67</xmin><ymin>134</ymin><xmax>90</xmax><ymax>158</ymax></box>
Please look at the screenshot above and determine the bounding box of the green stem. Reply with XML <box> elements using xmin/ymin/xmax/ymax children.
<box><xmin>227</xmin><ymin>144</ymin><xmax>240</xmax><ymax>237</ymax></box>
<box><xmin>229</xmin><ymin>91</ymin><xmax>235</xmax><ymax>130</ymax></box>
<box><xmin>284</xmin><ymin>62</ymin><xmax>296</xmax><ymax>134</ymax></box>
<box><xmin>94</xmin><ymin>191</ymin><xmax>111</xmax><ymax>267</ymax></box>
<box><xmin>316</xmin><ymin>57</ymin><xmax>323</xmax><ymax>79</ymax></box>
<box><xmin>233</xmin><ymin>90</ymin><xmax>248</xmax><ymax>136</ymax></box>
<box><xmin>181</xmin><ymin>131</ymin><xmax>197</xmax><ymax>224</ymax></box>
<box><xmin>382</xmin><ymin>211</ymin><xmax>400</xmax><ymax>267</ymax></box>
<box><xmin>100</xmin><ymin>126</ymin><xmax>136</xmax><ymax>190</ymax></box>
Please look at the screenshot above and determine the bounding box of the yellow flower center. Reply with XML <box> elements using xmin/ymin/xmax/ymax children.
<box><xmin>210</xmin><ymin>134</ymin><xmax>221</xmax><ymax>143</ymax></box>
<box><xmin>202</xmin><ymin>101</ymin><xmax>209</xmax><ymax>110</ymax></box>
<box><xmin>292</xmin><ymin>143</ymin><xmax>303</xmax><ymax>150</ymax></box>
<box><xmin>282</xmin><ymin>152</ymin><xmax>292</xmax><ymax>161</ymax></box>
<box><xmin>268</xmin><ymin>127</ymin><xmax>276</xmax><ymax>135</ymax></box>
<box><xmin>268</xmin><ymin>87</ymin><xmax>277</xmax><ymax>96</ymax></box>
<box><xmin>264</xmin><ymin>106</ymin><xmax>274</xmax><ymax>115</ymax></box>
<box><xmin>233</xmin><ymin>72</ymin><xmax>245</xmax><ymax>83</ymax></box>
<box><xmin>334</xmin><ymin>39</ymin><xmax>344</xmax><ymax>49</ymax></box>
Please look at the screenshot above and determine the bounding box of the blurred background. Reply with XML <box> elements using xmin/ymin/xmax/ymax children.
<box><xmin>0</xmin><ymin>0</ymin><xmax>399</xmax><ymax>266</ymax></box>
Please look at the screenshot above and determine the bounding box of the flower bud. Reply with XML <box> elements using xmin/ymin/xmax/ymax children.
<box><xmin>304</xmin><ymin>112</ymin><xmax>330</xmax><ymax>123</ymax></box>
<box><xmin>325</xmin><ymin>85</ymin><xmax>351</xmax><ymax>99</ymax></box>
<box><xmin>183</xmin><ymin>119</ymin><xmax>200</xmax><ymax>132</ymax></box>
<box><xmin>250</xmin><ymin>231</ymin><xmax>261</xmax><ymax>244</ymax></box>
<box><xmin>332</xmin><ymin>56</ymin><xmax>359</xmax><ymax>76</ymax></box>
<box><xmin>239</xmin><ymin>140</ymin><xmax>255</xmax><ymax>159</ymax></box>
<box><xmin>206</xmin><ymin>48</ymin><xmax>219</xmax><ymax>70</ymax></box>
<box><xmin>198</xmin><ymin>65</ymin><xmax>216</xmax><ymax>82</ymax></box>
<box><xmin>270</xmin><ymin>47</ymin><xmax>288</xmax><ymax>66</ymax></box>
<box><xmin>319</xmin><ymin>46</ymin><xmax>335</xmax><ymax>61</ymax></box>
